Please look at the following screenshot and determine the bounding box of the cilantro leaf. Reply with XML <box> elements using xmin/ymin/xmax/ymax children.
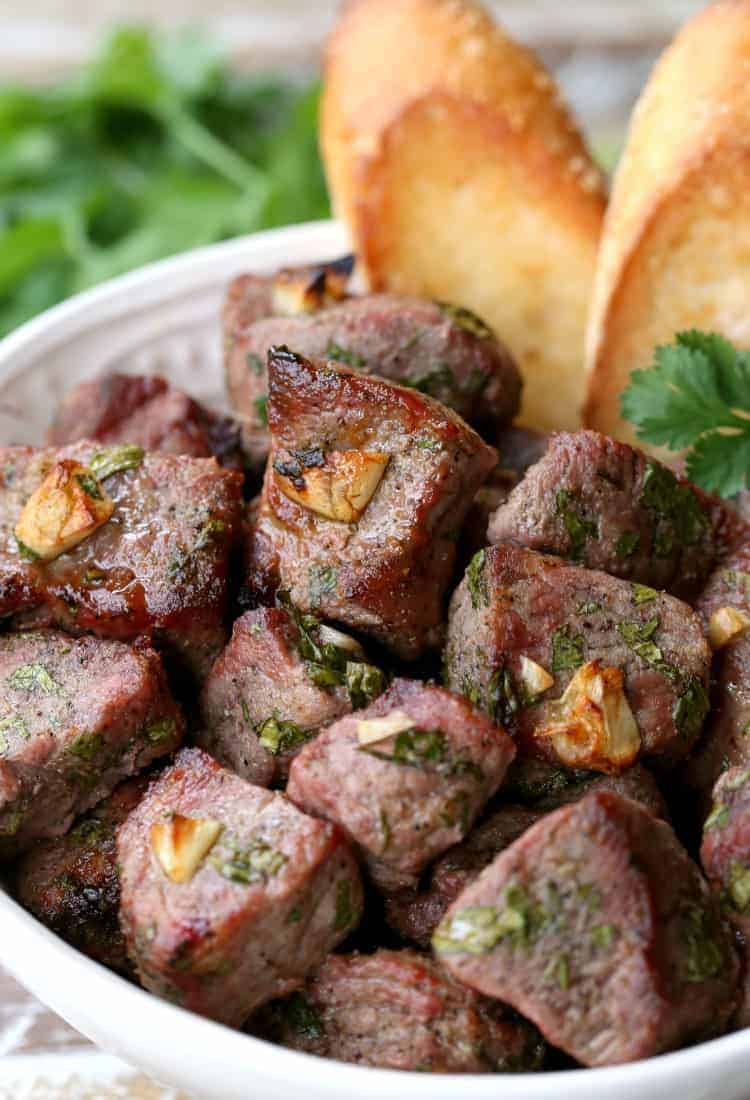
<box><xmin>621</xmin><ymin>330</ymin><xmax>750</xmax><ymax>498</ymax></box>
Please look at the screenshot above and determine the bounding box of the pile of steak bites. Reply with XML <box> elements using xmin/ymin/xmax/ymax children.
<box><xmin>7</xmin><ymin>257</ymin><xmax>750</xmax><ymax>1073</ymax></box>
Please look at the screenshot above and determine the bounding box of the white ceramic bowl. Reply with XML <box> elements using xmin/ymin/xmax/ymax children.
<box><xmin>0</xmin><ymin>219</ymin><xmax>748</xmax><ymax>1100</ymax></box>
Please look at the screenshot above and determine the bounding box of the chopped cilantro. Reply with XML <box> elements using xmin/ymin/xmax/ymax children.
<box><xmin>616</xmin><ymin>617</ymin><xmax>663</xmax><ymax>666</ymax></box>
<box><xmin>308</xmin><ymin>563</ymin><xmax>336</xmax><ymax>607</ymax></box>
<box><xmin>550</xmin><ymin>626</ymin><xmax>584</xmax><ymax>671</ymax></box>
<box><xmin>555</xmin><ymin>489</ymin><xmax>597</xmax><ymax>562</ymax></box>
<box><xmin>577</xmin><ymin>600</ymin><xmax>601</xmax><ymax>616</ymax></box>
<box><xmin>213</xmin><ymin>837</ymin><xmax>286</xmax><ymax>884</ymax></box>
<box><xmin>345</xmin><ymin>661</ymin><xmax>386</xmax><ymax>709</ymax></box>
<box><xmin>615</xmin><ymin>531</ymin><xmax>640</xmax><ymax>558</ymax></box>
<box><xmin>75</xmin><ymin>472</ymin><xmax>103</xmax><ymax>500</ymax></box>
<box><xmin>673</xmin><ymin>676</ymin><xmax>709</xmax><ymax>741</ymax></box>
<box><xmin>704</xmin><ymin>802</ymin><xmax>729</xmax><ymax>831</ymax></box>
<box><xmin>143</xmin><ymin>716</ymin><xmax>177</xmax><ymax>745</ymax></box>
<box><xmin>621</xmin><ymin>330</ymin><xmax>750</xmax><ymax>497</ymax></box>
<box><xmin>89</xmin><ymin>444</ymin><xmax>144</xmax><ymax>481</ymax></box>
<box><xmin>67</xmin><ymin>731</ymin><xmax>104</xmax><ymax>760</ymax></box>
<box><xmin>433</xmin><ymin>884</ymin><xmax>535</xmax><ymax>954</ymax></box>
<box><xmin>436</xmin><ymin>301</ymin><xmax>494</xmax><ymax>341</ymax></box>
<box><xmin>257</xmin><ymin>717</ymin><xmax>311</xmax><ymax>756</ymax></box>
<box><xmin>729</xmin><ymin>862</ymin><xmax>750</xmax><ymax>913</ymax></box>
<box><xmin>590</xmin><ymin>923</ymin><xmax>616</xmax><ymax>948</ymax></box>
<box><xmin>7</xmin><ymin>663</ymin><xmax>60</xmax><ymax>695</ymax></box>
<box><xmin>324</xmin><ymin>341</ymin><xmax>366</xmax><ymax>369</ymax></box>
<box><xmin>543</xmin><ymin>953</ymin><xmax>570</xmax><ymax>990</ymax></box>
<box><xmin>466</xmin><ymin>549</ymin><xmax>489</xmax><ymax>610</ymax></box>
<box><xmin>681</xmin><ymin>905</ymin><xmax>725</xmax><ymax>982</ymax></box>
<box><xmin>632</xmin><ymin>583</ymin><xmax>658</xmax><ymax>605</ymax></box>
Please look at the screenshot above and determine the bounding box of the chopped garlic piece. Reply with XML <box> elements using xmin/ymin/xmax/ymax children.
<box><xmin>538</xmin><ymin>660</ymin><xmax>640</xmax><ymax>774</ymax></box>
<box><xmin>151</xmin><ymin>814</ymin><xmax>223</xmax><ymax>884</ymax></box>
<box><xmin>357</xmin><ymin>710</ymin><xmax>415</xmax><ymax>746</ymax></box>
<box><xmin>519</xmin><ymin>655</ymin><xmax>554</xmax><ymax>697</ymax></box>
<box><xmin>318</xmin><ymin>624</ymin><xmax>365</xmax><ymax>657</ymax></box>
<box><xmin>271</xmin><ymin>262</ymin><xmax>350</xmax><ymax>316</ymax></box>
<box><xmin>275</xmin><ymin>450</ymin><xmax>389</xmax><ymax>523</ymax></box>
<box><xmin>15</xmin><ymin>460</ymin><xmax>113</xmax><ymax>561</ymax></box>
<box><xmin>708</xmin><ymin>606</ymin><xmax>750</xmax><ymax>649</ymax></box>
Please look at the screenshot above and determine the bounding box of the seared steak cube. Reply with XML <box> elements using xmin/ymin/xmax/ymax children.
<box><xmin>252</xmin><ymin>949</ymin><xmax>546</xmax><ymax>1073</ymax></box>
<box><xmin>434</xmin><ymin>791</ymin><xmax>739</xmax><ymax>1066</ymax></box>
<box><xmin>14</xmin><ymin>775</ymin><xmax>149</xmax><ymax>972</ymax></box>
<box><xmin>249</xmin><ymin>348</ymin><xmax>496</xmax><ymax>660</ymax></box>
<box><xmin>118</xmin><ymin>748</ymin><xmax>363</xmax><ymax>1026</ymax></box>
<box><xmin>680</xmin><ymin>546</ymin><xmax>750</xmax><ymax>813</ymax></box>
<box><xmin>0</xmin><ymin>441</ymin><xmax>243</xmax><ymax>680</ymax></box>
<box><xmin>47</xmin><ymin>373</ymin><xmax>242</xmax><ymax>469</ymax></box>
<box><xmin>223</xmin><ymin>256</ymin><xmax>354</xmax><ymax>334</ymax></box>
<box><xmin>385</xmin><ymin>804</ymin><xmax>540</xmax><ymax>948</ymax></box>
<box><xmin>198</xmin><ymin>602</ymin><xmax>386</xmax><ymax>786</ymax></box>
<box><xmin>0</xmin><ymin>631</ymin><xmax>182</xmax><ymax>858</ymax></box>
<box><xmin>502</xmin><ymin>756</ymin><xmax>668</xmax><ymax>816</ymax></box>
<box><xmin>225</xmin><ymin>283</ymin><xmax>520</xmax><ymax>470</ymax></box>
<box><xmin>701</xmin><ymin>767</ymin><xmax>750</xmax><ymax>916</ymax></box>
<box><xmin>286</xmin><ymin>678</ymin><xmax>515</xmax><ymax>891</ymax></box>
<box><xmin>488</xmin><ymin>431</ymin><xmax>723</xmax><ymax>597</ymax></box>
<box><xmin>444</xmin><ymin>545</ymin><xmax>711</xmax><ymax>770</ymax></box>
<box><xmin>238</xmin><ymin>495</ymin><xmax>281</xmax><ymax>610</ymax></box>
<box><xmin>386</xmin><ymin>763</ymin><xmax>667</xmax><ymax>948</ymax></box>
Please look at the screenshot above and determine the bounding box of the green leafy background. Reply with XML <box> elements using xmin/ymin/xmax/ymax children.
<box><xmin>0</xmin><ymin>26</ymin><xmax>329</xmax><ymax>337</ymax></box>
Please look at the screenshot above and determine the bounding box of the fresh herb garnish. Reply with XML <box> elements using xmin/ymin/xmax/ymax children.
<box><xmin>673</xmin><ymin>676</ymin><xmax>710</xmax><ymax>741</ymax></box>
<box><xmin>466</xmin><ymin>549</ymin><xmax>489</xmax><ymax>610</ymax></box>
<box><xmin>143</xmin><ymin>716</ymin><xmax>177</xmax><ymax>745</ymax></box>
<box><xmin>308</xmin><ymin>564</ymin><xmax>336</xmax><ymax>607</ymax></box>
<box><xmin>729</xmin><ymin>862</ymin><xmax>750</xmax><ymax>913</ymax></box>
<box><xmin>14</xmin><ymin>535</ymin><xmax>39</xmax><ymax>561</ymax></box>
<box><xmin>282</xmin><ymin>992</ymin><xmax>324</xmax><ymax>1039</ymax></box>
<box><xmin>324</xmin><ymin>341</ymin><xmax>366</xmax><ymax>369</ymax></box>
<box><xmin>681</xmin><ymin>904</ymin><xmax>724</xmax><ymax>982</ymax></box>
<box><xmin>704</xmin><ymin>802</ymin><xmax>729</xmax><ymax>831</ymax></box>
<box><xmin>256</xmin><ymin>717</ymin><xmax>311</xmax><ymax>756</ymax></box>
<box><xmin>67</xmin><ymin>731</ymin><xmax>104</xmax><ymax>760</ymax></box>
<box><xmin>254</xmin><ymin>394</ymin><xmax>269</xmax><ymax>426</ymax></box>
<box><xmin>632</xmin><ymin>583</ymin><xmax>658</xmax><ymax>605</ymax></box>
<box><xmin>75</xmin><ymin>472</ymin><xmax>103</xmax><ymax>500</ymax></box>
<box><xmin>7</xmin><ymin>662</ymin><xmax>60</xmax><ymax>694</ymax></box>
<box><xmin>89</xmin><ymin>445</ymin><xmax>144</xmax><ymax>481</ymax></box>
<box><xmin>213</xmin><ymin>837</ymin><xmax>286</xmax><ymax>885</ymax></box>
<box><xmin>616</xmin><ymin>617</ymin><xmax>663</xmax><ymax>665</ymax></box>
<box><xmin>0</xmin><ymin>28</ymin><xmax>329</xmax><ymax>338</ymax></box>
<box><xmin>345</xmin><ymin>661</ymin><xmax>386</xmax><ymax>709</ymax></box>
<box><xmin>555</xmin><ymin>490</ymin><xmax>597</xmax><ymax>561</ymax></box>
<box><xmin>615</xmin><ymin>531</ymin><xmax>640</xmax><ymax>558</ymax></box>
<box><xmin>550</xmin><ymin>626</ymin><xmax>584</xmax><ymax>671</ymax></box>
<box><xmin>621</xmin><ymin>330</ymin><xmax>750</xmax><ymax>497</ymax></box>
<box><xmin>435</xmin><ymin>301</ymin><xmax>494</xmax><ymax>341</ymax></box>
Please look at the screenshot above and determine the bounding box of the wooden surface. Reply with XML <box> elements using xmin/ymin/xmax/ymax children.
<box><xmin>0</xmin><ymin>966</ymin><xmax>192</xmax><ymax>1099</ymax></box>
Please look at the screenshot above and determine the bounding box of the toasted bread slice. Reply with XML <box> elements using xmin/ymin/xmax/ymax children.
<box><xmin>585</xmin><ymin>0</ymin><xmax>750</xmax><ymax>444</ymax></box>
<box><xmin>321</xmin><ymin>0</ymin><xmax>606</xmax><ymax>431</ymax></box>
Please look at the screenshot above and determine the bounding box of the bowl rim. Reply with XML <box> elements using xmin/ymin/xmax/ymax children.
<box><xmin>0</xmin><ymin>217</ymin><xmax>747</xmax><ymax>1097</ymax></box>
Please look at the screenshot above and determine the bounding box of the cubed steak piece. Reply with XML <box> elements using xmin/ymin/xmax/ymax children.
<box><xmin>701</xmin><ymin>767</ymin><xmax>750</xmax><ymax>918</ymax></box>
<box><xmin>238</xmin><ymin>494</ymin><xmax>281</xmax><ymax>610</ymax></box>
<box><xmin>224</xmin><ymin>256</ymin><xmax>354</xmax><ymax>333</ymax></box>
<box><xmin>444</xmin><ymin>545</ymin><xmax>710</xmax><ymax>770</ymax></box>
<box><xmin>434</xmin><ymin>791</ymin><xmax>739</xmax><ymax>1066</ymax></box>
<box><xmin>287</xmin><ymin>678</ymin><xmax>515</xmax><ymax>892</ymax></box>
<box><xmin>0</xmin><ymin>441</ymin><xmax>243</xmax><ymax>680</ymax></box>
<box><xmin>46</xmin><ymin>373</ymin><xmax>242</xmax><ymax>469</ymax></box>
<box><xmin>248</xmin><ymin>348</ymin><xmax>497</xmax><ymax>660</ymax></box>
<box><xmin>680</xmin><ymin>545</ymin><xmax>750</xmax><ymax>814</ymax></box>
<box><xmin>227</xmin><ymin>294</ymin><xmax>521</xmax><ymax>470</ymax></box>
<box><xmin>386</xmin><ymin>764</ymin><xmax>667</xmax><ymax>948</ymax></box>
<box><xmin>252</xmin><ymin>949</ymin><xmax>546</xmax><ymax>1073</ymax></box>
<box><xmin>118</xmin><ymin>747</ymin><xmax>362</xmax><ymax>1026</ymax></box>
<box><xmin>488</xmin><ymin>430</ymin><xmax>726</xmax><ymax>597</ymax></box>
<box><xmin>386</xmin><ymin>804</ymin><xmax>540</xmax><ymax>948</ymax></box>
<box><xmin>197</xmin><ymin>601</ymin><xmax>386</xmax><ymax>785</ymax></box>
<box><xmin>0</xmin><ymin>631</ymin><xmax>182</xmax><ymax>859</ymax></box>
<box><xmin>502</xmin><ymin>756</ymin><xmax>668</xmax><ymax>817</ymax></box>
<box><xmin>15</xmin><ymin>775</ymin><xmax>150</xmax><ymax>972</ymax></box>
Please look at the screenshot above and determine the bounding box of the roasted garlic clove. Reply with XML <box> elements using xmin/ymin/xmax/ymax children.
<box><xmin>708</xmin><ymin>606</ymin><xmax>750</xmax><ymax>649</ymax></box>
<box><xmin>275</xmin><ymin>450</ymin><xmax>389</xmax><ymax>523</ymax></box>
<box><xmin>537</xmin><ymin>660</ymin><xmax>640</xmax><ymax>773</ymax></box>
<box><xmin>151</xmin><ymin>814</ymin><xmax>223</xmax><ymax>884</ymax></box>
<box><xmin>357</xmin><ymin>709</ymin><xmax>415</xmax><ymax>746</ymax></box>
<box><xmin>519</xmin><ymin>655</ymin><xmax>555</xmax><ymax>698</ymax></box>
<box><xmin>15</xmin><ymin>460</ymin><xmax>114</xmax><ymax>561</ymax></box>
<box><xmin>271</xmin><ymin>257</ymin><xmax>353</xmax><ymax>316</ymax></box>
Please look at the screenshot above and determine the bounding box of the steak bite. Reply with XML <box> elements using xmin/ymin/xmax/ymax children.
<box><xmin>15</xmin><ymin>775</ymin><xmax>149</xmax><ymax>973</ymax></box>
<box><xmin>488</xmin><ymin>431</ymin><xmax>723</xmax><ymax>597</ymax></box>
<box><xmin>502</xmin><ymin>757</ymin><xmax>668</xmax><ymax>817</ymax></box>
<box><xmin>47</xmin><ymin>373</ymin><xmax>243</xmax><ymax>469</ymax></box>
<box><xmin>252</xmin><ymin>949</ymin><xmax>546</xmax><ymax>1073</ymax></box>
<box><xmin>444</xmin><ymin>545</ymin><xmax>711</xmax><ymax>770</ymax></box>
<box><xmin>701</xmin><ymin>767</ymin><xmax>750</xmax><ymax>917</ymax></box>
<box><xmin>386</xmin><ymin>764</ymin><xmax>667</xmax><ymax>948</ymax></box>
<box><xmin>0</xmin><ymin>630</ymin><xmax>182</xmax><ymax>859</ymax></box>
<box><xmin>197</xmin><ymin>601</ymin><xmax>386</xmax><ymax>786</ymax></box>
<box><xmin>286</xmin><ymin>678</ymin><xmax>515</xmax><ymax>892</ymax></box>
<box><xmin>680</xmin><ymin>545</ymin><xmax>750</xmax><ymax>814</ymax></box>
<box><xmin>226</xmin><ymin>290</ymin><xmax>520</xmax><ymax>471</ymax></box>
<box><xmin>434</xmin><ymin>791</ymin><xmax>739</xmax><ymax>1066</ymax></box>
<box><xmin>118</xmin><ymin>747</ymin><xmax>362</xmax><ymax>1026</ymax></box>
<box><xmin>0</xmin><ymin>441</ymin><xmax>243</xmax><ymax>680</ymax></box>
<box><xmin>249</xmin><ymin>348</ymin><xmax>497</xmax><ymax>660</ymax></box>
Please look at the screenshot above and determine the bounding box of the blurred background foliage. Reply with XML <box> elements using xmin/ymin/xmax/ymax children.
<box><xmin>0</xmin><ymin>27</ymin><xmax>328</xmax><ymax>337</ymax></box>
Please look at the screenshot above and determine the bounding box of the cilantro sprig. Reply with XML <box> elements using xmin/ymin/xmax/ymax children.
<box><xmin>621</xmin><ymin>330</ymin><xmax>750</xmax><ymax>498</ymax></box>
